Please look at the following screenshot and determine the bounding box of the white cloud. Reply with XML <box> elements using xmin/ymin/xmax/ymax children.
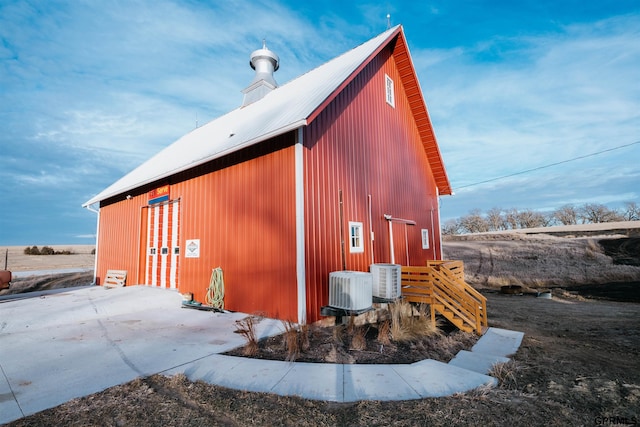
<box><xmin>416</xmin><ymin>14</ymin><xmax>640</xmax><ymax>200</ymax></box>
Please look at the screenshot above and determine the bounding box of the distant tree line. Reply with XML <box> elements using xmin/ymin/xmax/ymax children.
<box><xmin>23</xmin><ymin>246</ymin><xmax>75</xmax><ymax>255</ymax></box>
<box><xmin>443</xmin><ymin>201</ymin><xmax>639</xmax><ymax>235</ymax></box>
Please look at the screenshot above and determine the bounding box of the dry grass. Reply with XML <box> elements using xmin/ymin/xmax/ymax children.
<box><xmin>282</xmin><ymin>320</ymin><xmax>300</xmax><ymax>362</ymax></box>
<box><xmin>349</xmin><ymin>325</ymin><xmax>368</xmax><ymax>351</ymax></box>
<box><xmin>300</xmin><ymin>324</ymin><xmax>310</xmax><ymax>352</ymax></box>
<box><xmin>234</xmin><ymin>316</ymin><xmax>259</xmax><ymax>357</ymax></box>
<box><xmin>333</xmin><ymin>324</ymin><xmax>345</xmax><ymax>346</ymax></box>
<box><xmin>444</xmin><ymin>235</ymin><xmax>640</xmax><ymax>289</ymax></box>
<box><xmin>489</xmin><ymin>360</ymin><xmax>519</xmax><ymax>390</ymax></box>
<box><xmin>389</xmin><ymin>300</ymin><xmax>412</xmax><ymax>342</ymax></box>
<box><xmin>0</xmin><ymin>245</ymin><xmax>95</xmax><ymax>271</ymax></box>
<box><xmin>389</xmin><ymin>300</ymin><xmax>440</xmax><ymax>342</ymax></box>
<box><xmin>377</xmin><ymin>319</ymin><xmax>391</xmax><ymax>345</ymax></box>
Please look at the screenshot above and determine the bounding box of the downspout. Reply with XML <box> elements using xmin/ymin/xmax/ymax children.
<box><xmin>295</xmin><ymin>127</ymin><xmax>307</xmax><ymax>324</ymax></box>
<box><xmin>84</xmin><ymin>203</ymin><xmax>100</xmax><ymax>286</ymax></box>
<box><xmin>368</xmin><ymin>194</ymin><xmax>374</xmax><ymax>265</ymax></box>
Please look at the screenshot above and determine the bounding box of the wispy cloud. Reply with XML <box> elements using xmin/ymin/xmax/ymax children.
<box><xmin>413</xmin><ymin>14</ymin><xmax>640</xmax><ymax>218</ymax></box>
<box><xmin>1</xmin><ymin>1</ymin><xmax>638</xmax><ymax>243</ymax></box>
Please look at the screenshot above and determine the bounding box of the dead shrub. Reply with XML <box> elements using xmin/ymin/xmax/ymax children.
<box><xmin>347</xmin><ymin>315</ymin><xmax>356</xmax><ymax>334</ymax></box>
<box><xmin>350</xmin><ymin>325</ymin><xmax>368</xmax><ymax>351</ymax></box>
<box><xmin>333</xmin><ymin>324</ymin><xmax>346</xmax><ymax>345</ymax></box>
<box><xmin>490</xmin><ymin>360</ymin><xmax>519</xmax><ymax>389</ymax></box>
<box><xmin>234</xmin><ymin>317</ymin><xmax>258</xmax><ymax>356</ymax></box>
<box><xmin>389</xmin><ymin>300</ymin><xmax>439</xmax><ymax>342</ymax></box>
<box><xmin>282</xmin><ymin>320</ymin><xmax>300</xmax><ymax>362</ymax></box>
<box><xmin>300</xmin><ymin>324</ymin><xmax>310</xmax><ymax>352</ymax></box>
<box><xmin>414</xmin><ymin>303</ymin><xmax>440</xmax><ymax>337</ymax></box>
<box><xmin>389</xmin><ymin>300</ymin><xmax>412</xmax><ymax>342</ymax></box>
<box><xmin>377</xmin><ymin>319</ymin><xmax>391</xmax><ymax>345</ymax></box>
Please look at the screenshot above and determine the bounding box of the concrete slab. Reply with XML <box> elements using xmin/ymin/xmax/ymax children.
<box><xmin>272</xmin><ymin>362</ymin><xmax>344</xmax><ymax>401</ymax></box>
<box><xmin>0</xmin><ymin>286</ymin><xmax>283</xmax><ymax>424</ymax></box>
<box><xmin>343</xmin><ymin>365</ymin><xmax>420</xmax><ymax>402</ymax></box>
<box><xmin>471</xmin><ymin>327</ymin><xmax>524</xmax><ymax>357</ymax></box>
<box><xmin>392</xmin><ymin>360</ymin><xmax>497</xmax><ymax>397</ymax></box>
<box><xmin>448</xmin><ymin>350</ymin><xmax>510</xmax><ymax>374</ymax></box>
<box><xmin>208</xmin><ymin>357</ymin><xmax>295</xmax><ymax>394</ymax></box>
<box><xmin>0</xmin><ymin>369</ymin><xmax>22</xmax><ymax>423</ymax></box>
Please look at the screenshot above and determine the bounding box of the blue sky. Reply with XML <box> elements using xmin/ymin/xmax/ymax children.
<box><xmin>1</xmin><ymin>0</ymin><xmax>639</xmax><ymax>245</ymax></box>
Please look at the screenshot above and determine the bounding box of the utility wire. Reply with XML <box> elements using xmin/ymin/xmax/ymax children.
<box><xmin>454</xmin><ymin>140</ymin><xmax>640</xmax><ymax>191</ymax></box>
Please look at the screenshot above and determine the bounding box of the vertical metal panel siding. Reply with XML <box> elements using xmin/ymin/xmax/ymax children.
<box><xmin>176</xmin><ymin>140</ymin><xmax>298</xmax><ymax>321</ymax></box>
<box><xmin>97</xmin><ymin>135</ymin><xmax>298</xmax><ymax>321</ymax></box>
<box><xmin>96</xmin><ymin>197</ymin><xmax>144</xmax><ymax>285</ymax></box>
<box><xmin>304</xmin><ymin>45</ymin><xmax>442</xmax><ymax>322</ymax></box>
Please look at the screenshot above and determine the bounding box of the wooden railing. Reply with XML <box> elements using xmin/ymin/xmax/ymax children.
<box><xmin>401</xmin><ymin>261</ymin><xmax>488</xmax><ymax>335</ymax></box>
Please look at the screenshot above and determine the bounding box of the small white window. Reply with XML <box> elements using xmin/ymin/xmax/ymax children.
<box><xmin>349</xmin><ymin>221</ymin><xmax>364</xmax><ymax>253</ymax></box>
<box><xmin>385</xmin><ymin>74</ymin><xmax>395</xmax><ymax>107</ymax></box>
<box><xmin>421</xmin><ymin>229</ymin><xmax>430</xmax><ymax>249</ymax></box>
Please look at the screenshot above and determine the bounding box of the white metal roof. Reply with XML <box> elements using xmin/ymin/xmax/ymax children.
<box><xmin>83</xmin><ymin>26</ymin><xmax>400</xmax><ymax>207</ymax></box>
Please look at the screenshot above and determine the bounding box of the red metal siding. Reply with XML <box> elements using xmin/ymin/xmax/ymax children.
<box><xmin>303</xmin><ymin>44</ymin><xmax>442</xmax><ymax>322</ymax></box>
<box><xmin>176</xmin><ymin>140</ymin><xmax>298</xmax><ymax>320</ymax></box>
<box><xmin>97</xmin><ymin>134</ymin><xmax>299</xmax><ymax>321</ymax></box>
<box><xmin>96</xmin><ymin>199</ymin><xmax>144</xmax><ymax>285</ymax></box>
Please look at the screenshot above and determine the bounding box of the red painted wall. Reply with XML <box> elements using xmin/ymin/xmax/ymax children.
<box><xmin>97</xmin><ymin>134</ymin><xmax>299</xmax><ymax>321</ymax></box>
<box><xmin>303</xmin><ymin>43</ymin><xmax>442</xmax><ymax>322</ymax></box>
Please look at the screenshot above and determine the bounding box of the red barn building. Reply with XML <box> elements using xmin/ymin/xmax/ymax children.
<box><xmin>83</xmin><ymin>25</ymin><xmax>453</xmax><ymax>324</ymax></box>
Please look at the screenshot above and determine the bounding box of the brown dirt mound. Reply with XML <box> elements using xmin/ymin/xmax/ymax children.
<box><xmin>599</xmin><ymin>237</ymin><xmax>640</xmax><ymax>266</ymax></box>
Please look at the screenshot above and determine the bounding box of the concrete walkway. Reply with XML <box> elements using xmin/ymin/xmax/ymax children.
<box><xmin>0</xmin><ymin>286</ymin><xmax>523</xmax><ymax>425</ymax></box>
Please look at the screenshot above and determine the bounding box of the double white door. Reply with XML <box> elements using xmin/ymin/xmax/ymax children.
<box><xmin>145</xmin><ymin>200</ymin><xmax>180</xmax><ymax>289</ymax></box>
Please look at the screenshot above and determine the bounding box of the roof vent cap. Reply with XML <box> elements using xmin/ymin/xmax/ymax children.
<box><xmin>241</xmin><ymin>40</ymin><xmax>279</xmax><ymax>107</ymax></box>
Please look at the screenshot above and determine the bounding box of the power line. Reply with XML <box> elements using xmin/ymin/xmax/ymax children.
<box><xmin>453</xmin><ymin>140</ymin><xmax>640</xmax><ymax>191</ymax></box>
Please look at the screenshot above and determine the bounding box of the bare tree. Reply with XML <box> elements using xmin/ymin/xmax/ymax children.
<box><xmin>442</xmin><ymin>219</ymin><xmax>463</xmax><ymax>235</ymax></box>
<box><xmin>622</xmin><ymin>201</ymin><xmax>640</xmax><ymax>221</ymax></box>
<box><xmin>579</xmin><ymin>203</ymin><xmax>623</xmax><ymax>223</ymax></box>
<box><xmin>459</xmin><ymin>209</ymin><xmax>489</xmax><ymax>233</ymax></box>
<box><xmin>542</xmin><ymin>212</ymin><xmax>556</xmax><ymax>227</ymax></box>
<box><xmin>553</xmin><ymin>204</ymin><xmax>578</xmax><ymax>225</ymax></box>
<box><xmin>503</xmin><ymin>208</ymin><xmax>519</xmax><ymax>230</ymax></box>
<box><xmin>485</xmin><ymin>207</ymin><xmax>505</xmax><ymax>231</ymax></box>
<box><xmin>516</xmin><ymin>209</ymin><xmax>547</xmax><ymax>229</ymax></box>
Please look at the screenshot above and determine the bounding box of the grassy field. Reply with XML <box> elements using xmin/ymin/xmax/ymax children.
<box><xmin>0</xmin><ymin>245</ymin><xmax>94</xmax><ymax>271</ymax></box>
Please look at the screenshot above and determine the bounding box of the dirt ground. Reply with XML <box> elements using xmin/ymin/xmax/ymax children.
<box><xmin>225</xmin><ymin>314</ymin><xmax>479</xmax><ymax>365</ymax></box>
<box><xmin>4</xmin><ymin>233</ymin><xmax>640</xmax><ymax>426</ymax></box>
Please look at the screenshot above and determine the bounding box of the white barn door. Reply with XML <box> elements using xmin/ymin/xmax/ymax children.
<box><xmin>145</xmin><ymin>200</ymin><xmax>180</xmax><ymax>289</ymax></box>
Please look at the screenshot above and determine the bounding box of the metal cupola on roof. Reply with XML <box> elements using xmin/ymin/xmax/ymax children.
<box><xmin>241</xmin><ymin>40</ymin><xmax>279</xmax><ymax>107</ymax></box>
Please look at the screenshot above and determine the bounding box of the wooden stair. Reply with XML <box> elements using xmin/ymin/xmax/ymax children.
<box><xmin>401</xmin><ymin>262</ymin><xmax>488</xmax><ymax>335</ymax></box>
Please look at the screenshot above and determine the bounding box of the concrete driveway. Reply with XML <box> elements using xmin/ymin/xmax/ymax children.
<box><xmin>0</xmin><ymin>286</ymin><xmax>282</xmax><ymax>424</ymax></box>
<box><xmin>1</xmin><ymin>286</ymin><xmax>522</xmax><ymax>425</ymax></box>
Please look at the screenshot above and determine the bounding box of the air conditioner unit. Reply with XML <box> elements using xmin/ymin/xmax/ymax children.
<box><xmin>370</xmin><ymin>263</ymin><xmax>401</xmax><ymax>299</ymax></box>
<box><xmin>328</xmin><ymin>271</ymin><xmax>372</xmax><ymax>311</ymax></box>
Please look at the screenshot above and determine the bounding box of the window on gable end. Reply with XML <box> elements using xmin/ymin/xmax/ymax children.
<box><xmin>349</xmin><ymin>221</ymin><xmax>364</xmax><ymax>253</ymax></box>
<box><xmin>421</xmin><ymin>229</ymin><xmax>430</xmax><ymax>250</ymax></box>
<box><xmin>385</xmin><ymin>74</ymin><xmax>395</xmax><ymax>107</ymax></box>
